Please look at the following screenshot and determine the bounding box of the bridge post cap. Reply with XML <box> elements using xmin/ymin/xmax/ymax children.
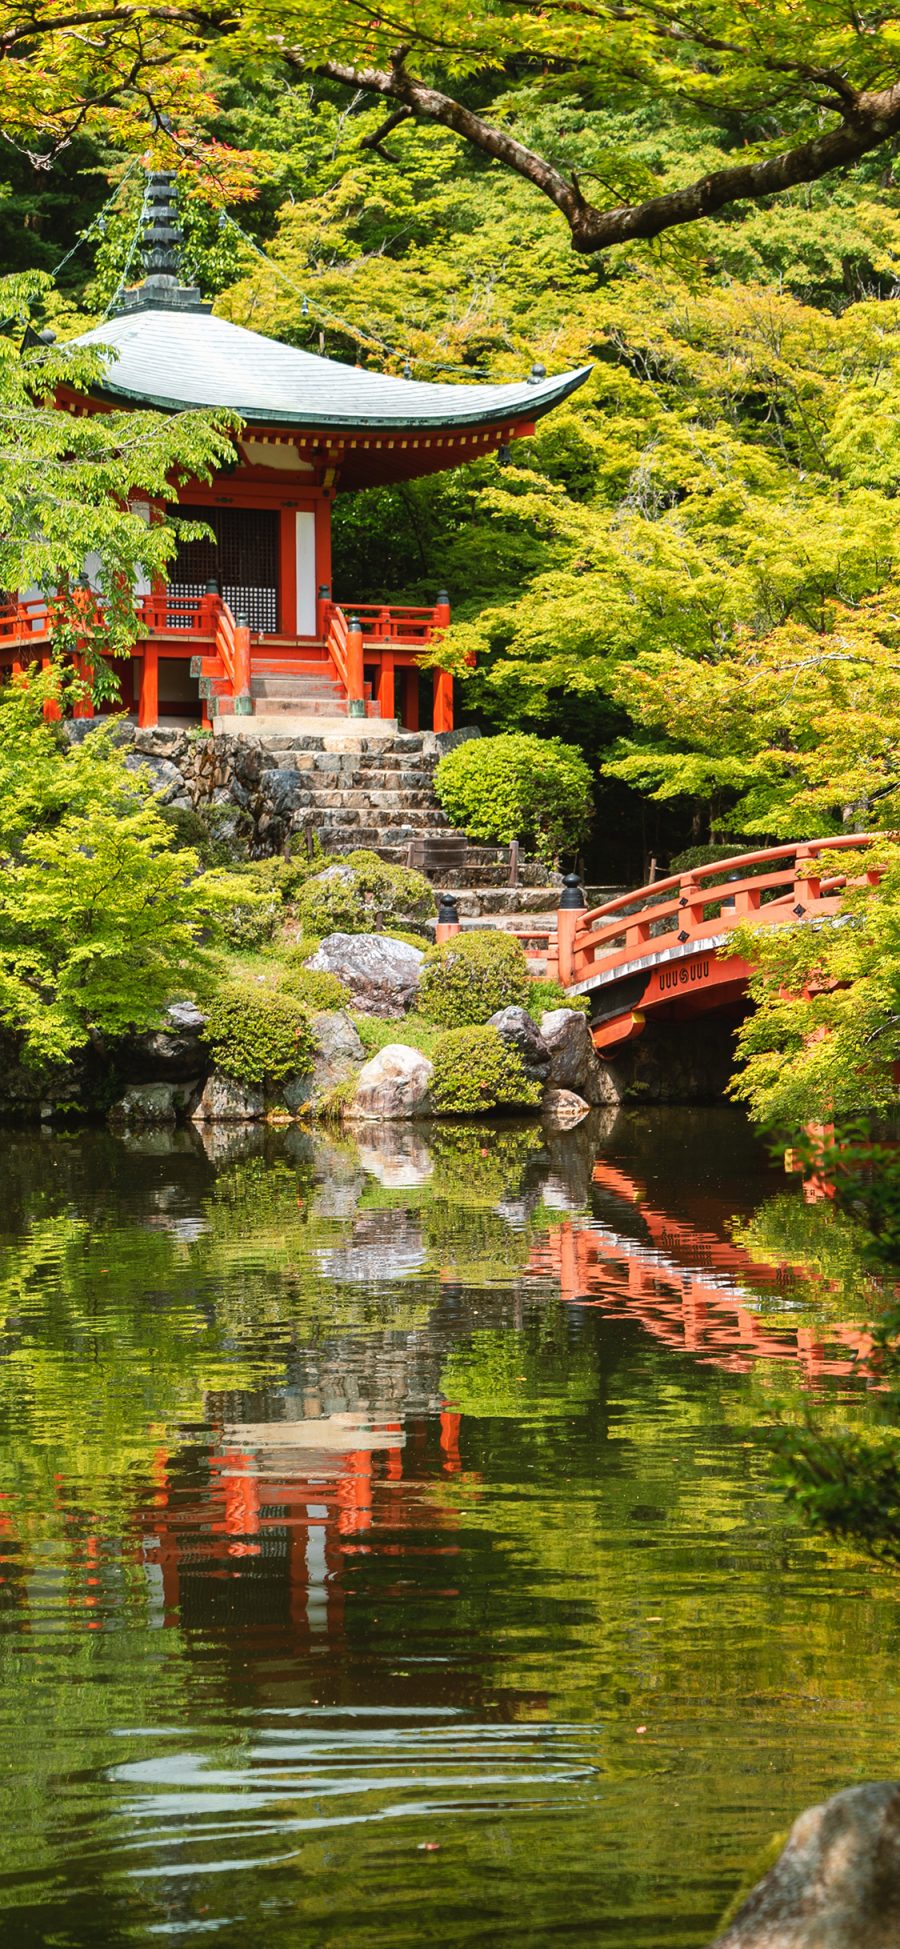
<box><xmin>204</xmin><ymin>577</ymin><xmax>219</xmax><ymax>593</ymax></box>
<box><xmin>235</xmin><ymin>610</ymin><xmax>249</xmax><ymax>628</ymax></box>
<box><xmin>437</xmin><ymin>892</ymin><xmax>460</xmax><ymax>925</ymax></box>
<box><xmin>318</xmin><ymin>583</ymin><xmax>331</xmax><ymax>598</ymax></box>
<box><xmin>559</xmin><ymin>872</ymin><xmax>586</xmax><ymax>910</ymax></box>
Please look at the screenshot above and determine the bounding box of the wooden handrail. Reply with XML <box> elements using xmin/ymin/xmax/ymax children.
<box><xmin>324</xmin><ymin>601</ymin><xmax>350</xmax><ymax>691</ymax></box>
<box><xmin>569</xmin><ymin>833</ymin><xmax>882</xmax><ymax>988</ymax></box>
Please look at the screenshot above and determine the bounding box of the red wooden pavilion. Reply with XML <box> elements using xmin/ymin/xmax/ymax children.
<box><xmin>2</xmin><ymin>174</ymin><xmax>590</xmax><ymax>732</ymax></box>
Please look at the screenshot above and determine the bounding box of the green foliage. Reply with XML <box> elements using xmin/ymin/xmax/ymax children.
<box><xmin>0</xmin><ymin>680</ymin><xmax>250</xmax><ymax>1064</ymax></box>
<box><xmin>527</xmin><ymin>979</ymin><xmax>591</xmax><ymax>1019</ymax></box>
<box><xmin>728</xmin><ymin>843</ymin><xmax>900</xmax><ymax>1130</ymax></box>
<box><xmin>419</xmin><ymin>930</ymin><xmax>530</xmax><ymax>1028</ymax></box>
<box><xmin>605</xmin><ymin>597</ymin><xmax>900</xmax><ymax>843</ymax></box>
<box><xmin>435</xmin><ymin>734</ymin><xmax>592</xmax><ymax>866</ymax></box>
<box><xmin>297</xmin><ymin>851</ymin><xmax>434</xmax><ymax>936</ymax></box>
<box><xmin>204</xmin><ymin>981</ymin><xmax>314</xmax><ymax>1086</ymax></box>
<box><xmin>431</xmin><ymin>1025</ymin><xmax>543</xmax><ymax>1114</ymax></box>
<box><xmin>351</xmin><ymin>1011</ymin><xmax>443</xmax><ymax>1060</ymax></box>
<box><xmin>0</xmin><ymin>273</ymin><xmax>234</xmax><ymax>699</ymax></box>
<box><xmin>279</xmin><ymin>965</ymin><xmax>350</xmax><ymax>1012</ymax></box>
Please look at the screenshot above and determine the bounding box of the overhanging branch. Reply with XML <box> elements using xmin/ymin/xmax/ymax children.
<box><xmin>309</xmin><ymin>49</ymin><xmax>900</xmax><ymax>254</ymax></box>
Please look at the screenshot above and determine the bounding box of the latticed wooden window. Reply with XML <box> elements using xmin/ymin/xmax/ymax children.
<box><xmin>167</xmin><ymin>506</ymin><xmax>279</xmax><ymax>633</ymax></box>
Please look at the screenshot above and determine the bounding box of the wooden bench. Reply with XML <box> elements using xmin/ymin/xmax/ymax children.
<box><xmin>406</xmin><ymin>833</ymin><xmax>470</xmax><ymax>881</ymax></box>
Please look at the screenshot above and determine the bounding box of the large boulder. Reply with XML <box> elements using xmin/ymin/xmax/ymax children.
<box><xmin>307</xmin><ymin>933</ymin><xmax>424</xmax><ymax>1017</ymax></box>
<box><xmin>283</xmin><ymin>1009</ymin><xmax>365</xmax><ymax>1112</ymax></box>
<box><xmin>191</xmin><ymin>1072</ymin><xmax>266</xmax><ymax>1122</ymax></box>
<box><xmin>540</xmin><ymin>1007</ymin><xmax>613</xmax><ymax>1105</ymax></box>
<box><xmin>346</xmin><ymin>1044</ymin><xmax>433</xmax><ymax>1121</ymax></box>
<box><xmin>711</xmin><ymin>1783</ymin><xmax>900</xmax><ymax>1948</ymax></box>
<box><xmin>488</xmin><ymin>1005</ymin><xmax>551</xmax><ymax>1082</ymax></box>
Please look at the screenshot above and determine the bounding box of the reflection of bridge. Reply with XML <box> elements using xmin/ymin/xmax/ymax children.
<box><xmin>528</xmin><ymin>834</ymin><xmax>879</xmax><ymax>1055</ymax></box>
<box><xmin>528</xmin><ymin>1161</ymin><xmax>875</xmax><ymax>1382</ymax></box>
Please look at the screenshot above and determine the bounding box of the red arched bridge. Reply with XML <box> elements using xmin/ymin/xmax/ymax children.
<box><xmin>512</xmin><ymin>834</ymin><xmax>880</xmax><ymax>1055</ymax></box>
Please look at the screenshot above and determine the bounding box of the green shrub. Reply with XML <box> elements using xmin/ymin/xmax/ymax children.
<box><xmin>431</xmin><ymin>1026</ymin><xmax>543</xmax><ymax>1115</ymax></box>
<box><xmin>279</xmin><ymin>933</ymin><xmax>323</xmax><ymax>965</ymax></box>
<box><xmin>434</xmin><ymin>733</ymin><xmax>592</xmax><ymax>867</ymax></box>
<box><xmin>205</xmin><ymin>982</ymin><xmax>314</xmax><ymax>1085</ymax></box>
<box><xmin>527</xmin><ymin>978</ymin><xmax>591</xmax><ymax>1018</ymax></box>
<box><xmin>419</xmin><ymin>930</ymin><xmax>529</xmax><ymax>1028</ymax></box>
<box><xmin>297</xmin><ymin>850</ymin><xmax>435</xmax><ymax>936</ymax></box>
<box><xmin>279</xmin><ymin>965</ymin><xmax>350</xmax><ymax>1011</ymax></box>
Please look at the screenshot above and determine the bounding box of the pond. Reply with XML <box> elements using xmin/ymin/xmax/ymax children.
<box><xmin>0</xmin><ymin>1108</ymin><xmax>896</xmax><ymax>1947</ymax></box>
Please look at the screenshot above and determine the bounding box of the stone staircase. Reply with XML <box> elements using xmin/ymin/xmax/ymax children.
<box><xmin>240</xmin><ymin>728</ymin><xmax>562</xmax><ymax>914</ymax></box>
<box><xmin>194</xmin><ymin>639</ymin><xmax>383</xmax><ymax>722</ymax></box>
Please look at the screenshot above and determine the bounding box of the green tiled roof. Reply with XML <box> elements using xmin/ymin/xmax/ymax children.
<box><xmin>72</xmin><ymin>307</ymin><xmax>591</xmax><ymax>429</ymax></box>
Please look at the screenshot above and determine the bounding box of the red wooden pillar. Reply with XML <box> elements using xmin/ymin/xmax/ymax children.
<box><xmin>233</xmin><ymin>613</ymin><xmax>252</xmax><ymax>712</ymax></box>
<box><xmin>377</xmin><ymin>654</ymin><xmax>395</xmax><ymax>722</ymax></box>
<box><xmin>435</xmin><ymin>894</ymin><xmax>461</xmax><ymax>944</ymax></box>
<box><xmin>138</xmin><ymin>645</ymin><xmax>158</xmax><ymax>727</ymax></box>
<box><xmin>41</xmin><ymin>656</ymin><xmax>62</xmax><ymax>722</ymax></box>
<box><xmin>433</xmin><ymin>668</ymin><xmax>454</xmax><ymax>734</ymax></box>
<box><xmin>556</xmin><ymin>874</ymin><xmax>586</xmax><ymax>988</ymax></box>
<box><xmin>346</xmin><ymin>615</ymin><xmax>365</xmax><ymax>717</ymax></box>
<box><xmin>72</xmin><ymin>656</ymin><xmax>95</xmax><ymax>720</ymax></box>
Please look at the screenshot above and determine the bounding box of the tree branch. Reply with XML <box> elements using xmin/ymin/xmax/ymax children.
<box><xmin>309</xmin><ymin>49</ymin><xmax>900</xmax><ymax>254</ymax></box>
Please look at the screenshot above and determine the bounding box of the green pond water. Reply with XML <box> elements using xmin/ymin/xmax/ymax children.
<box><xmin>0</xmin><ymin>1108</ymin><xmax>897</xmax><ymax>1947</ymax></box>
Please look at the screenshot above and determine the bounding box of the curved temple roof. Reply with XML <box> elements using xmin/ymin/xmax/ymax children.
<box><xmin>72</xmin><ymin>307</ymin><xmax>591</xmax><ymax>430</ymax></box>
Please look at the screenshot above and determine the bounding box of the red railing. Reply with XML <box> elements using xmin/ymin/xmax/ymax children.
<box><xmin>0</xmin><ymin>596</ymin><xmax>52</xmax><ymax>643</ymax></box>
<box><xmin>324</xmin><ymin>603</ymin><xmax>351</xmax><ymax>693</ymax></box>
<box><xmin>567</xmin><ymin>834</ymin><xmax>881</xmax><ymax>990</ymax></box>
<box><xmin>347</xmin><ymin>603</ymin><xmax>443</xmax><ymax>645</ymax></box>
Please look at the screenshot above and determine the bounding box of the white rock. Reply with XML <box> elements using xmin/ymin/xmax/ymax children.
<box><xmin>307</xmin><ymin>933</ymin><xmax>424</xmax><ymax>1017</ymax></box>
<box><xmin>346</xmin><ymin>1044</ymin><xmax>433</xmax><ymax>1121</ymax></box>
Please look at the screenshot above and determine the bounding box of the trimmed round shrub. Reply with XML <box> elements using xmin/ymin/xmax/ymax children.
<box><xmin>205</xmin><ymin>983</ymin><xmax>314</xmax><ymax>1085</ymax></box>
<box><xmin>297</xmin><ymin>851</ymin><xmax>435</xmax><ymax>936</ymax></box>
<box><xmin>279</xmin><ymin>965</ymin><xmax>350</xmax><ymax>1011</ymax></box>
<box><xmin>434</xmin><ymin>733</ymin><xmax>592</xmax><ymax>867</ymax></box>
<box><xmin>431</xmin><ymin>1026</ymin><xmax>543</xmax><ymax>1115</ymax></box>
<box><xmin>419</xmin><ymin>930</ymin><xmax>530</xmax><ymax>1028</ymax></box>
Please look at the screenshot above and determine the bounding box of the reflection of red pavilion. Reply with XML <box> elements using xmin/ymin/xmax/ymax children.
<box><xmin>143</xmin><ymin>1410</ymin><xmax>465</xmax><ymax>1653</ymax></box>
<box><xmin>529</xmin><ymin>1161</ymin><xmax>875</xmax><ymax>1383</ymax></box>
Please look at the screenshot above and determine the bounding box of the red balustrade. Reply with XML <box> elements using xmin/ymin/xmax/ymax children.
<box><xmin>568</xmin><ymin>835</ymin><xmax>881</xmax><ymax>991</ymax></box>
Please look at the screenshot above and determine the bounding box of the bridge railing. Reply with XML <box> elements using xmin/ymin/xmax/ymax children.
<box><xmin>568</xmin><ymin>834</ymin><xmax>880</xmax><ymax>988</ymax></box>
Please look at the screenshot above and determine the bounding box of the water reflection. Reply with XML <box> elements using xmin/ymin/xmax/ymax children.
<box><xmin>0</xmin><ymin>1111</ymin><xmax>897</xmax><ymax>1948</ymax></box>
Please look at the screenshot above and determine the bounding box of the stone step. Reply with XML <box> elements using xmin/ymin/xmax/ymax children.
<box><xmin>451</xmin><ymin>888</ymin><xmax>560</xmax><ymax>916</ymax></box>
<box><xmin>298</xmin><ymin>788</ymin><xmax>445</xmax><ymax>813</ymax></box>
<box><xmin>250</xmin><ymin>675</ymin><xmax>341</xmax><ymax>697</ymax></box>
<box><xmin>312</xmin><ymin>807</ymin><xmax>453</xmax><ymax>832</ymax></box>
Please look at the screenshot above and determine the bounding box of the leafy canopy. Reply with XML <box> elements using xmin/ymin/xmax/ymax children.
<box><xmin>0</xmin><ymin>272</ymin><xmax>234</xmax><ymax>690</ymax></box>
<box><xmin>0</xmin><ymin>679</ymin><xmax>250</xmax><ymax>1064</ymax></box>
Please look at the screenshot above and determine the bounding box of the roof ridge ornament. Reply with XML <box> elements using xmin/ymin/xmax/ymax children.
<box><xmin>113</xmin><ymin>170</ymin><xmax>212</xmax><ymax>318</ymax></box>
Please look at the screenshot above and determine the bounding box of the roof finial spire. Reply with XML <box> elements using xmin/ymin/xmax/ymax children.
<box><xmin>113</xmin><ymin>167</ymin><xmax>212</xmax><ymax>317</ymax></box>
